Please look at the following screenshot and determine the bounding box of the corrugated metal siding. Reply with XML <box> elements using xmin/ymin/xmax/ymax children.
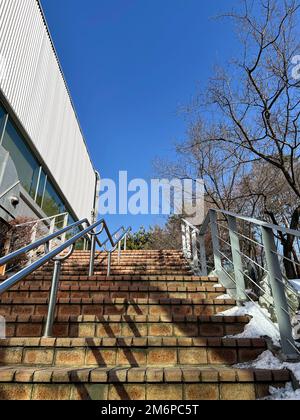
<box><xmin>0</xmin><ymin>0</ymin><xmax>96</xmax><ymax>221</ymax></box>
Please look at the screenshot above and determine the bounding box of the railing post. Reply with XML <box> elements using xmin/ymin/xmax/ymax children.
<box><xmin>181</xmin><ymin>223</ymin><xmax>188</xmax><ymax>258</ymax></box>
<box><xmin>199</xmin><ymin>235</ymin><xmax>208</xmax><ymax>276</ymax></box>
<box><xmin>118</xmin><ymin>240</ymin><xmax>122</xmax><ymax>264</ymax></box>
<box><xmin>261</xmin><ymin>226</ymin><xmax>298</xmax><ymax>359</ymax></box>
<box><xmin>228</xmin><ymin>215</ymin><xmax>246</xmax><ymax>303</ymax></box>
<box><xmin>191</xmin><ymin>229</ymin><xmax>199</xmax><ymax>272</ymax></box>
<box><xmin>186</xmin><ymin>225</ymin><xmax>192</xmax><ymax>259</ymax></box>
<box><xmin>107</xmin><ymin>252</ymin><xmax>112</xmax><ymax>277</ymax></box>
<box><xmin>209</xmin><ymin>210</ymin><xmax>223</xmax><ymax>276</ymax></box>
<box><xmin>88</xmin><ymin>234</ymin><xmax>96</xmax><ymax>277</ymax></box>
<box><xmin>124</xmin><ymin>234</ymin><xmax>127</xmax><ymax>251</ymax></box>
<box><xmin>43</xmin><ymin>260</ymin><xmax>61</xmax><ymax>338</ymax></box>
<box><xmin>61</xmin><ymin>213</ymin><xmax>69</xmax><ymax>243</ymax></box>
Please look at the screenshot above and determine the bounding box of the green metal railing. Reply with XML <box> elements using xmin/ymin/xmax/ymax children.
<box><xmin>182</xmin><ymin>209</ymin><xmax>300</xmax><ymax>360</ymax></box>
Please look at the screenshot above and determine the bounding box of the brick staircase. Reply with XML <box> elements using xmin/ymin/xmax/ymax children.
<box><xmin>0</xmin><ymin>250</ymin><xmax>290</xmax><ymax>400</ymax></box>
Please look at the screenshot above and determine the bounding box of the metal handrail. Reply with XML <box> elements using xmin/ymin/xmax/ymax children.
<box><xmin>0</xmin><ymin>218</ymin><xmax>87</xmax><ymax>267</ymax></box>
<box><xmin>89</xmin><ymin>225</ymin><xmax>131</xmax><ymax>277</ymax></box>
<box><xmin>0</xmin><ymin>217</ymin><xmax>131</xmax><ymax>337</ymax></box>
<box><xmin>14</xmin><ymin>212</ymin><xmax>69</xmax><ymax>228</ymax></box>
<box><xmin>181</xmin><ymin>209</ymin><xmax>300</xmax><ymax>360</ymax></box>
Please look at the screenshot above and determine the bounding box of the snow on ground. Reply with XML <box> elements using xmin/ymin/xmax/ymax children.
<box><xmin>218</xmin><ymin>298</ymin><xmax>300</xmax><ymax>399</ymax></box>
<box><xmin>219</xmin><ymin>302</ymin><xmax>281</xmax><ymax>345</ymax></box>
<box><xmin>234</xmin><ymin>350</ymin><xmax>300</xmax><ymax>381</ymax></box>
<box><xmin>234</xmin><ymin>350</ymin><xmax>300</xmax><ymax>400</ymax></box>
<box><xmin>213</xmin><ymin>284</ymin><xmax>224</xmax><ymax>289</ymax></box>
<box><xmin>265</xmin><ymin>384</ymin><xmax>300</xmax><ymax>400</ymax></box>
<box><xmin>216</xmin><ymin>294</ymin><xmax>232</xmax><ymax>300</ymax></box>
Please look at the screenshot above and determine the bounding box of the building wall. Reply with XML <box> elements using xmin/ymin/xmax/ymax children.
<box><xmin>0</xmin><ymin>0</ymin><xmax>96</xmax><ymax>221</ymax></box>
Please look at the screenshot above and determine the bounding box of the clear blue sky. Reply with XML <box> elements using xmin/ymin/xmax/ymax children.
<box><xmin>41</xmin><ymin>0</ymin><xmax>241</xmax><ymax>232</ymax></box>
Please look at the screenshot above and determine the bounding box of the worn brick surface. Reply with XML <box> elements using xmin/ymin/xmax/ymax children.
<box><xmin>0</xmin><ymin>250</ymin><xmax>292</xmax><ymax>400</ymax></box>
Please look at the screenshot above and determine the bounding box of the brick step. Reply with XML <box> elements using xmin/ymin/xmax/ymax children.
<box><xmin>5</xmin><ymin>284</ymin><xmax>225</xmax><ymax>293</ymax></box>
<box><xmin>36</xmin><ymin>271</ymin><xmax>194</xmax><ymax>277</ymax></box>
<box><xmin>59</xmin><ymin>262</ymin><xmax>189</xmax><ymax>268</ymax></box>
<box><xmin>0</xmin><ymin>365</ymin><xmax>290</xmax><ymax>400</ymax></box>
<box><xmin>0</xmin><ymin>337</ymin><xmax>267</xmax><ymax>367</ymax></box>
<box><xmin>0</xmin><ymin>298</ymin><xmax>235</xmax><ymax>317</ymax></box>
<box><xmin>3</xmin><ymin>282</ymin><xmax>219</xmax><ymax>294</ymax></box>
<box><xmin>10</xmin><ymin>275</ymin><xmax>218</xmax><ymax>283</ymax></box>
<box><xmin>3</xmin><ymin>314</ymin><xmax>249</xmax><ymax>338</ymax></box>
<box><xmin>1</xmin><ymin>287</ymin><xmax>225</xmax><ymax>301</ymax></box>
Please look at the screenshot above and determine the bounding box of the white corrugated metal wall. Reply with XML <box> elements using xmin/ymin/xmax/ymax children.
<box><xmin>0</xmin><ymin>0</ymin><xmax>96</xmax><ymax>221</ymax></box>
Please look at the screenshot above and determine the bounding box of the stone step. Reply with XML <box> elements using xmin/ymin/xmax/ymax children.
<box><xmin>5</xmin><ymin>275</ymin><xmax>218</xmax><ymax>283</ymax></box>
<box><xmin>0</xmin><ymin>298</ymin><xmax>235</xmax><ymax>317</ymax></box>
<box><xmin>1</xmin><ymin>286</ymin><xmax>225</xmax><ymax>301</ymax></box>
<box><xmin>0</xmin><ymin>365</ymin><xmax>290</xmax><ymax>400</ymax></box>
<box><xmin>0</xmin><ymin>337</ymin><xmax>267</xmax><ymax>367</ymax></box>
<box><xmin>3</xmin><ymin>314</ymin><xmax>249</xmax><ymax>338</ymax></box>
<box><xmin>35</xmin><ymin>271</ymin><xmax>194</xmax><ymax>277</ymax></box>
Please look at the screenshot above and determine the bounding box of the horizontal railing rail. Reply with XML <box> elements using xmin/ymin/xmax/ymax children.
<box><xmin>0</xmin><ymin>217</ymin><xmax>131</xmax><ymax>337</ymax></box>
<box><xmin>182</xmin><ymin>209</ymin><xmax>300</xmax><ymax>360</ymax></box>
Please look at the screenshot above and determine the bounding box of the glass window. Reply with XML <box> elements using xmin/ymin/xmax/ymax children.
<box><xmin>0</xmin><ymin>105</ymin><xmax>7</xmax><ymax>141</ymax></box>
<box><xmin>42</xmin><ymin>180</ymin><xmax>66</xmax><ymax>217</ymax></box>
<box><xmin>2</xmin><ymin>119</ymin><xmax>40</xmax><ymax>199</ymax></box>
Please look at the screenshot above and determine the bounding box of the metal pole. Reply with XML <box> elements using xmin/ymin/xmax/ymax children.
<box><xmin>209</xmin><ymin>210</ymin><xmax>222</xmax><ymax>276</ymax></box>
<box><xmin>43</xmin><ymin>260</ymin><xmax>61</xmax><ymax>338</ymax></box>
<box><xmin>199</xmin><ymin>235</ymin><xmax>208</xmax><ymax>276</ymax></box>
<box><xmin>124</xmin><ymin>234</ymin><xmax>127</xmax><ymax>251</ymax></box>
<box><xmin>88</xmin><ymin>235</ymin><xmax>96</xmax><ymax>277</ymax></box>
<box><xmin>118</xmin><ymin>240</ymin><xmax>122</xmax><ymax>264</ymax></box>
<box><xmin>181</xmin><ymin>223</ymin><xmax>187</xmax><ymax>258</ymax></box>
<box><xmin>261</xmin><ymin>226</ymin><xmax>298</xmax><ymax>359</ymax></box>
<box><xmin>192</xmin><ymin>229</ymin><xmax>199</xmax><ymax>272</ymax></box>
<box><xmin>228</xmin><ymin>215</ymin><xmax>246</xmax><ymax>303</ymax></box>
<box><xmin>61</xmin><ymin>213</ymin><xmax>69</xmax><ymax>243</ymax></box>
<box><xmin>107</xmin><ymin>252</ymin><xmax>112</xmax><ymax>277</ymax></box>
<box><xmin>186</xmin><ymin>225</ymin><xmax>192</xmax><ymax>260</ymax></box>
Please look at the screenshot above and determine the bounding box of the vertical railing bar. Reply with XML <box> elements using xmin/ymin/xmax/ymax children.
<box><xmin>186</xmin><ymin>225</ymin><xmax>192</xmax><ymax>260</ymax></box>
<box><xmin>107</xmin><ymin>252</ymin><xmax>112</xmax><ymax>277</ymax></box>
<box><xmin>209</xmin><ymin>210</ymin><xmax>223</xmax><ymax>277</ymax></box>
<box><xmin>89</xmin><ymin>234</ymin><xmax>96</xmax><ymax>277</ymax></box>
<box><xmin>191</xmin><ymin>229</ymin><xmax>199</xmax><ymax>273</ymax></box>
<box><xmin>261</xmin><ymin>226</ymin><xmax>298</xmax><ymax>359</ymax></box>
<box><xmin>43</xmin><ymin>260</ymin><xmax>61</xmax><ymax>338</ymax></box>
<box><xmin>181</xmin><ymin>223</ymin><xmax>188</xmax><ymax>259</ymax></box>
<box><xmin>228</xmin><ymin>215</ymin><xmax>247</xmax><ymax>303</ymax></box>
<box><xmin>199</xmin><ymin>234</ymin><xmax>208</xmax><ymax>276</ymax></box>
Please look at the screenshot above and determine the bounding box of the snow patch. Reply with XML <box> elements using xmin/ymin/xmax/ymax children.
<box><xmin>264</xmin><ymin>383</ymin><xmax>300</xmax><ymax>400</ymax></box>
<box><xmin>234</xmin><ymin>350</ymin><xmax>282</xmax><ymax>371</ymax></box>
<box><xmin>235</xmin><ymin>351</ymin><xmax>300</xmax><ymax>400</ymax></box>
<box><xmin>213</xmin><ymin>284</ymin><xmax>224</xmax><ymax>289</ymax></box>
<box><xmin>216</xmin><ymin>294</ymin><xmax>232</xmax><ymax>300</ymax></box>
<box><xmin>219</xmin><ymin>302</ymin><xmax>280</xmax><ymax>345</ymax></box>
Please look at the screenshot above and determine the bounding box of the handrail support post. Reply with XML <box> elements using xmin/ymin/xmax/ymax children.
<box><xmin>199</xmin><ymin>234</ymin><xmax>208</xmax><ymax>276</ymax></box>
<box><xmin>228</xmin><ymin>215</ymin><xmax>247</xmax><ymax>304</ymax></box>
<box><xmin>209</xmin><ymin>210</ymin><xmax>223</xmax><ymax>277</ymax></box>
<box><xmin>107</xmin><ymin>252</ymin><xmax>112</xmax><ymax>277</ymax></box>
<box><xmin>191</xmin><ymin>229</ymin><xmax>200</xmax><ymax>273</ymax></box>
<box><xmin>43</xmin><ymin>260</ymin><xmax>61</xmax><ymax>338</ymax></box>
<box><xmin>89</xmin><ymin>234</ymin><xmax>96</xmax><ymax>277</ymax></box>
<box><xmin>261</xmin><ymin>226</ymin><xmax>298</xmax><ymax>359</ymax></box>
